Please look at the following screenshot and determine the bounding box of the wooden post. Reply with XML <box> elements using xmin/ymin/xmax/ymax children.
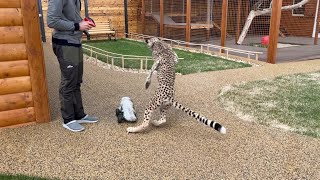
<box><xmin>21</xmin><ymin>0</ymin><xmax>51</xmax><ymax>123</ymax></box>
<box><xmin>314</xmin><ymin>0</ymin><xmax>320</xmax><ymax>45</ymax></box>
<box><xmin>314</xmin><ymin>21</ymin><xmax>319</xmax><ymax>45</ymax></box>
<box><xmin>160</xmin><ymin>0</ymin><xmax>164</xmax><ymax>37</ymax></box>
<box><xmin>186</xmin><ymin>0</ymin><xmax>191</xmax><ymax>46</ymax></box>
<box><xmin>206</xmin><ymin>0</ymin><xmax>211</xmax><ymax>41</ymax></box>
<box><xmin>236</xmin><ymin>0</ymin><xmax>242</xmax><ymax>44</ymax></box>
<box><xmin>124</xmin><ymin>0</ymin><xmax>129</xmax><ymax>38</ymax></box>
<box><xmin>244</xmin><ymin>0</ymin><xmax>249</xmax><ymax>24</ymax></box>
<box><xmin>207</xmin><ymin>0</ymin><xmax>211</xmax><ymax>24</ymax></box>
<box><xmin>141</xmin><ymin>0</ymin><xmax>145</xmax><ymax>34</ymax></box>
<box><xmin>267</xmin><ymin>0</ymin><xmax>283</xmax><ymax>64</ymax></box>
<box><xmin>221</xmin><ymin>0</ymin><xmax>228</xmax><ymax>52</ymax></box>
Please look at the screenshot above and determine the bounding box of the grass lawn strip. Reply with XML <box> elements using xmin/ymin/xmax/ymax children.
<box><xmin>218</xmin><ymin>72</ymin><xmax>320</xmax><ymax>138</ymax></box>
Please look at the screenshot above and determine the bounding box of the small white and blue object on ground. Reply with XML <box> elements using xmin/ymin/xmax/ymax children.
<box><xmin>116</xmin><ymin>97</ymin><xmax>137</xmax><ymax>123</ymax></box>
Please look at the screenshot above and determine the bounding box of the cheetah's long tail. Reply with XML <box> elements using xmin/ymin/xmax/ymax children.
<box><xmin>173</xmin><ymin>101</ymin><xmax>226</xmax><ymax>134</ymax></box>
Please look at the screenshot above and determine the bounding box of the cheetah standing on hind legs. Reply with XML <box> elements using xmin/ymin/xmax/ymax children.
<box><xmin>126</xmin><ymin>37</ymin><xmax>226</xmax><ymax>134</ymax></box>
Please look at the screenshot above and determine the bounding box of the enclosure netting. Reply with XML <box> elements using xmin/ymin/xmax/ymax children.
<box><xmin>142</xmin><ymin>0</ymin><xmax>318</xmax><ymax>48</ymax></box>
<box><xmin>143</xmin><ymin>0</ymin><xmax>223</xmax><ymax>42</ymax></box>
<box><xmin>230</xmin><ymin>0</ymin><xmax>318</xmax><ymax>49</ymax></box>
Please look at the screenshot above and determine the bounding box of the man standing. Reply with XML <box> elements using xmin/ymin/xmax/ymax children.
<box><xmin>47</xmin><ymin>0</ymin><xmax>98</xmax><ymax>132</ymax></box>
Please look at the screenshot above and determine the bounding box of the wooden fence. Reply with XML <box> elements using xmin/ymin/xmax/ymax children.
<box><xmin>0</xmin><ymin>0</ymin><xmax>50</xmax><ymax>127</ymax></box>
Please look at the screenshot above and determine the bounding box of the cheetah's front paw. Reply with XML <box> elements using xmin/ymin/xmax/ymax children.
<box><xmin>145</xmin><ymin>80</ymin><xmax>151</xmax><ymax>89</ymax></box>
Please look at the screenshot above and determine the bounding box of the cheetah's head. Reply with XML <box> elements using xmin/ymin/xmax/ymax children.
<box><xmin>145</xmin><ymin>37</ymin><xmax>160</xmax><ymax>48</ymax></box>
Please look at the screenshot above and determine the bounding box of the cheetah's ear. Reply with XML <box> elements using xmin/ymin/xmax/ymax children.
<box><xmin>145</xmin><ymin>38</ymin><xmax>150</xmax><ymax>44</ymax></box>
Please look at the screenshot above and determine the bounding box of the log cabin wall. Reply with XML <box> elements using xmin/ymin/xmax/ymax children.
<box><xmin>41</xmin><ymin>0</ymin><xmax>140</xmax><ymax>41</ymax></box>
<box><xmin>0</xmin><ymin>0</ymin><xmax>50</xmax><ymax>127</ymax></box>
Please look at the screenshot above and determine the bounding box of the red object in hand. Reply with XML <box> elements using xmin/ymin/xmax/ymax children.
<box><xmin>84</xmin><ymin>17</ymin><xmax>96</xmax><ymax>27</ymax></box>
<box><xmin>261</xmin><ymin>35</ymin><xmax>269</xmax><ymax>45</ymax></box>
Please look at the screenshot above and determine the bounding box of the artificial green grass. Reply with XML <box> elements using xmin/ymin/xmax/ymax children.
<box><xmin>218</xmin><ymin>72</ymin><xmax>320</xmax><ymax>138</ymax></box>
<box><xmin>83</xmin><ymin>39</ymin><xmax>251</xmax><ymax>75</ymax></box>
<box><xmin>0</xmin><ymin>174</ymin><xmax>55</xmax><ymax>180</ymax></box>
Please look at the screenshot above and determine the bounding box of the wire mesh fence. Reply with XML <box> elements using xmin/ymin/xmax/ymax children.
<box><xmin>137</xmin><ymin>0</ymin><xmax>320</xmax><ymax>62</ymax></box>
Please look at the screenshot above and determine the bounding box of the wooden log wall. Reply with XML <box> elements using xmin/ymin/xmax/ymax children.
<box><xmin>0</xmin><ymin>0</ymin><xmax>50</xmax><ymax>127</ymax></box>
<box><xmin>41</xmin><ymin>0</ymin><xmax>140</xmax><ymax>41</ymax></box>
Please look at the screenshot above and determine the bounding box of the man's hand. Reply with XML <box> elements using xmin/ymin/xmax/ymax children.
<box><xmin>79</xmin><ymin>20</ymin><xmax>94</xmax><ymax>31</ymax></box>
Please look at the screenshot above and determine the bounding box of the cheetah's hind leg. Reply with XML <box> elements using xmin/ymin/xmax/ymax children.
<box><xmin>151</xmin><ymin>108</ymin><xmax>167</xmax><ymax>127</ymax></box>
<box><xmin>127</xmin><ymin>100</ymin><xmax>161</xmax><ymax>133</ymax></box>
<box><xmin>152</xmin><ymin>100</ymin><xmax>172</xmax><ymax>127</ymax></box>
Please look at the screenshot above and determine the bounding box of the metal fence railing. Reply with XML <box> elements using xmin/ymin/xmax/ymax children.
<box><xmin>125</xmin><ymin>33</ymin><xmax>263</xmax><ymax>61</ymax></box>
<box><xmin>82</xmin><ymin>43</ymin><xmax>184</xmax><ymax>70</ymax></box>
<box><xmin>83</xmin><ymin>44</ymin><xmax>153</xmax><ymax>70</ymax></box>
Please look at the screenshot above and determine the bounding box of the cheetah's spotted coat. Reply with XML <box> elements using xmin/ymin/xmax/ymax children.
<box><xmin>127</xmin><ymin>38</ymin><xmax>226</xmax><ymax>134</ymax></box>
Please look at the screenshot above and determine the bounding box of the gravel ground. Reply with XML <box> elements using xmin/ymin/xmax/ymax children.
<box><xmin>0</xmin><ymin>43</ymin><xmax>319</xmax><ymax>180</ymax></box>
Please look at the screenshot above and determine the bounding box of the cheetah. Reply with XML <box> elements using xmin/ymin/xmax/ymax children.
<box><xmin>126</xmin><ymin>38</ymin><xmax>226</xmax><ymax>134</ymax></box>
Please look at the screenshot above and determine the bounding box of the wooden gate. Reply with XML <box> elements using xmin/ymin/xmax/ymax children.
<box><xmin>0</xmin><ymin>0</ymin><xmax>50</xmax><ymax>127</ymax></box>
